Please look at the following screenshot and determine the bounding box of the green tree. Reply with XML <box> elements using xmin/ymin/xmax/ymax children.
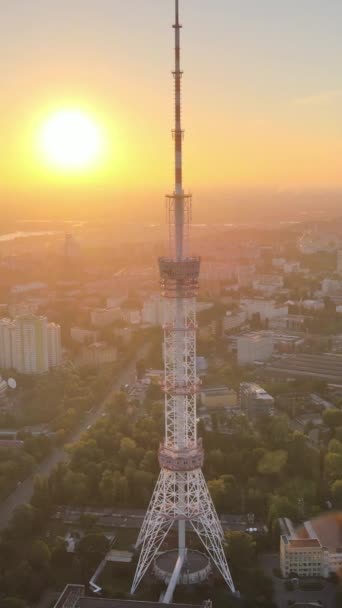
<box><xmin>1</xmin><ymin>599</ymin><xmax>27</xmax><ymax>608</ymax></box>
<box><xmin>331</xmin><ymin>480</ymin><xmax>342</xmax><ymax>508</ymax></box>
<box><xmin>9</xmin><ymin>504</ymin><xmax>37</xmax><ymax>538</ymax></box>
<box><xmin>29</xmin><ymin>540</ymin><xmax>51</xmax><ymax>570</ymax></box>
<box><xmin>257</xmin><ymin>450</ymin><xmax>288</xmax><ymax>476</ymax></box>
<box><xmin>224</xmin><ymin>531</ymin><xmax>256</xmax><ymax>574</ymax></box>
<box><xmin>323</xmin><ymin>408</ymin><xmax>342</xmax><ymax>430</ymax></box>
<box><xmin>325</xmin><ymin>452</ymin><xmax>342</xmax><ymax>481</ymax></box>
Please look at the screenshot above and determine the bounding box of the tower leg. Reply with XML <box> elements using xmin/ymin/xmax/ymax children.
<box><xmin>190</xmin><ymin>471</ymin><xmax>236</xmax><ymax>593</ymax></box>
<box><xmin>131</xmin><ymin>472</ymin><xmax>173</xmax><ymax>595</ymax></box>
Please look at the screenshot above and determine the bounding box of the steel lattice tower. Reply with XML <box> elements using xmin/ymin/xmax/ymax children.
<box><xmin>131</xmin><ymin>1</ymin><xmax>235</xmax><ymax>601</ymax></box>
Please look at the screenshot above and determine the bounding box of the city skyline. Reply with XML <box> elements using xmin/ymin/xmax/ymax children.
<box><xmin>1</xmin><ymin>0</ymin><xmax>342</xmax><ymax>220</ymax></box>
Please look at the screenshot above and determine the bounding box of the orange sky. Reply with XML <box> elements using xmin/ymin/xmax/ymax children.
<box><xmin>1</xmin><ymin>0</ymin><xmax>342</xmax><ymax>219</ymax></box>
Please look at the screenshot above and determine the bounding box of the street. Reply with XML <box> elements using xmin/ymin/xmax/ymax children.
<box><xmin>0</xmin><ymin>345</ymin><xmax>149</xmax><ymax>531</ymax></box>
<box><xmin>55</xmin><ymin>506</ymin><xmax>263</xmax><ymax>534</ymax></box>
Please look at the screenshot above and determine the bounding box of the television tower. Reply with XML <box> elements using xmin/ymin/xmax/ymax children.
<box><xmin>131</xmin><ymin>1</ymin><xmax>235</xmax><ymax>601</ymax></box>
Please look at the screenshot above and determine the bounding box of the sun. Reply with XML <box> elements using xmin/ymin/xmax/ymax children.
<box><xmin>39</xmin><ymin>109</ymin><xmax>103</xmax><ymax>172</ymax></box>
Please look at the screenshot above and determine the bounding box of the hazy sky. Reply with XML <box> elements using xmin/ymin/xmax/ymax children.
<box><xmin>1</xmin><ymin>0</ymin><xmax>342</xmax><ymax>218</ymax></box>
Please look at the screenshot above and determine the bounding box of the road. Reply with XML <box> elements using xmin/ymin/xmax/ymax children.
<box><xmin>0</xmin><ymin>345</ymin><xmax>149</xmax><ymax>531</ymax></box>
<box><xmin>55</xmin><ymin>506</ymin><xmax>265</xmax><ymax>534</ymax></box>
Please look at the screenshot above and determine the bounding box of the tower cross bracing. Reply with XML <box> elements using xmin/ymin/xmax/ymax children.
<box><xmin>131</xmin><ymin>1</ymin><xmax>235</xmax><ymax>600</ymax></box>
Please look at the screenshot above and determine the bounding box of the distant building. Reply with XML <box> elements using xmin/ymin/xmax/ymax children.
<box><xmin>78</xmin><ymin>342</ymin><xmax>117</xmax><ymax>367</ymax></box>
<box><xmin>196</xmin><ymin>357</ymin><xmax>208</xmax><ymax>375</ymax></box>
<box><xmin>8</xmin><ymin>300</ymin><xmax>39</xmax><ymax>318</ymax></box>
<box><xmin>201</xmin><ymin>386</ymin><xmax>238</xmax><ymax>411</ymax></box>
<box><xmin>0</xmin><ymin>315</ymin><xmax>62</xmax><ymax>374</ymax></box>
<box><xmin>223</xmin><ymin>310</ymin><xmax>247</xmax><ymax>333</ymax></box>
<box><xmin>237</xmin><ymin>264</ymin><xmax>255</xmax><ymax>288</ymax></box>
<box><xmin>70</xmin><ymin>327</ymin><xmax>100</xmax><ymax>344</ymax></box>
<box><xmin>269</xmin><ymin>314</ymin><xmax>309</xmax><ymax>332</ymax></box>
<box><xmin>0</xmin><ymin>318</ymin><xmax>16</xmax><ymax>369</ymax></box>
<box><xmin>11</xmin><ymin>282</ymin><xmax>48</xmax><ymax>295</ymax></box>
<box><xmin>0</xmin><ymin>377</ymin><xmax>8</xmax><ymax>404</ymax></box>
<box><xmin>240</xmin><ymin>382</ymin><xmax>274</xmax><ymax>418</ymax></box>
<box><xmin>14</xmin><ymin>316</ymin><xmax>49</xmax><ymax>374</ymax></box>
<box><xmin>253</xmin><ymin>275</ymin><xmax>284</xmax><ymax>295</ymax></box>
<box><xmin>265</xmin><ymin>353</ymin><xmax>342</xmax><ymax>383</ymax></box>
<box><xmin>241</xmin><ymin>299</ymin><xmax>288</xmax><ymax>323</ymax></box>
<box><xmin>47</xmin><ymin>323</ymin><xmax>63</xmax><ymax>368</ymax></box>
<box><xmin>302</xmin><ymin>299</ymin><xmax>325</xmax><ymax>312</ymax></box>
<box><xmin>321</xmin><ymin>279</ymin><xmax>342</xmax><ymax>296</ymax></box>
<box><xmin>283</xmin><ymin>262</ymin><xmax>300</xmax><ymax>274</ymax></box>
<box><xmin>91</xmin><ymin>307</ymin><xmax>122</xmax><ymax>328</ymax></box>
<box><xmin>337</xmin><ymin>250</ymin><xmax>342</xmax><ymax>275</ymax></box>
<box><xmin>64</xmin><ymin>233</ymin><xmax>81</xmax><ymax>259</ymax></box>
<box><xmin>122</xmin><ymin>309</ymin><xmax>141</xmax><ymax>325</ymax></box>
<box><xmin>142</xmin><ymin>295</ymin><xmax>164</xmax><ymax>326</ymax></box>
<box><xmin>272</xmin><ymin>258</ymin><xmax>286</xmax><ymax>269</ymax></box>
<box><xmin>237</xmin><ymin>332</ymin><xmax>274</xmax><ymax>365</ymax></box>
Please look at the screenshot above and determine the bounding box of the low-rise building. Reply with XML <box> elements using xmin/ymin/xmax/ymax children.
<box><xmin>237</xmin><ymin>332</ymin><xmax>274</xmax><ymax>365</ymax></box>
<box><xmin>223</xmin><ymin>310</ymin><xmax>247</xmax><ymax>333</ymax></box>
<box><xmin>279</xmin><ymin>516</ymin><xmax>342</xmax><ymax>578</ymax></box>
<box><xmin>240</xmin><ymin>382</ymin><xmax>274</xmax><ymax>418</ymax></box>
<box><xmin>280</xmin><ymin>535</ymin><xmax>323</xmax><ymax>578</ymax></box>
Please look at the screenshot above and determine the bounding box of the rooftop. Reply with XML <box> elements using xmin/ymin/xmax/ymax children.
<box><xmin>266</xmin><ymin>353</ymin><xmax>342</xmax><ymax>383</ymax></box>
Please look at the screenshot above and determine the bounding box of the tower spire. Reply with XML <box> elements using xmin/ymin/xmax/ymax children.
<box><xmin>173</xmin><ymin>0</ymin><xmax>184</xmax><ymax>260</ymax></box>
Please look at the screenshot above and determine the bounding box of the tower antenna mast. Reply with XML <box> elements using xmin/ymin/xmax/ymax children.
<box><xmin>131</xmin><ymin>2</ymin><xmax>235</xmax><ymax>601</ymax></box>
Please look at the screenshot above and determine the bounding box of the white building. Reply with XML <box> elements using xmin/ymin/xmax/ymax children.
<box><xmin>241</xmin><ymin>299</ymin><xmax>288</xmax><ymax>323</ymax></box>
<box><xmin>13</xmin><ymin>315</ymin><xmax>49</xmax><ymax>374</ymax></box>
<box><xmin>142</xmin><ymin>295</ymin><xmax>164</xmax><ymax>326</ymax></box>
<box><xmin>91</xmin><ymin>307</ymin><xmax>122</xmax><ymax>328</ymax></box>
<box><xmin>47</xmin><ymin>323</ymin><xmax>62</xmax><ymax>368</ymax></box>
<box><xmin>0</xmin><ymin>377</ymin><xmax>8</xmax><ymax>404</ymax></box>
<box><xmin>237</xmin><ymin>332</ymin><xmax>274</xmax><ymax>365</ymax></box>
<box><xmin>223</xmin><ymin>310</ymin><xmax>247</xmax><ymax>333</ymax></box>
<box><xmin>0</xmin><ymin>318</ymin><xmax>16</xmax><ymax>369</ymax></box>
<box><xmin>1</xmin><ymin>316</ymin><xmax>62</xmax><ymax>374</ymax></box>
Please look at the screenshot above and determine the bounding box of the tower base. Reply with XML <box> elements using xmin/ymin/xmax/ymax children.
<box><xmin>154</xmin><ymin>550</ymin><xmax>211</xmax><ymax>585</ymax></box>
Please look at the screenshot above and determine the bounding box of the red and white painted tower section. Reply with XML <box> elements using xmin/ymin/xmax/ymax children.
<box><xmin>131</xmin><ymin>1</ymin><xmax>235</xmax><ymax>600</ymax></box>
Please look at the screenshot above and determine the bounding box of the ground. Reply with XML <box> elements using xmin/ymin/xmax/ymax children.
<box><xmin>259</xmin><ymin>553</ymin><xmax>336</xmax><ymax>608</ymax></box>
